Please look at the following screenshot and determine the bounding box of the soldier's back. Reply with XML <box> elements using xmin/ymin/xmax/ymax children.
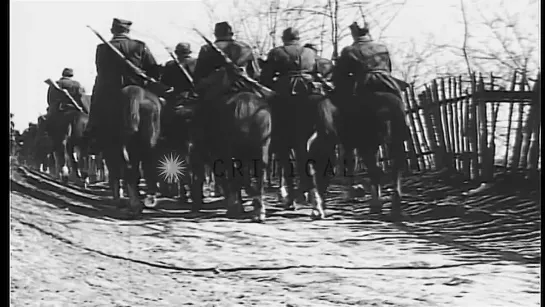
<box><xmin>181</xmin><ymin>57</ymin><xmax>197</xmax><ymax>75</ymax></box>
<box><xmin>57</xmin><ymin>77</ymin><xmax>79</xmax><ymax>88</ymax></box>
<box><xmin>110</xmin><ymin>36</ymin><xmax>147</xmax><ymax>64</ymax></box>
<box><xmin>347</xmin><ymin>40</ymin><xmax>391</xmax><ymax>72</ymax></box>
<box><xmin>269</xmin><ymin>44</ymin><xmax>316</xmax><ymax>73</ymax></box>
<box><xmin>214</xmin><ymin>39</ymin><xmax>253</xmax><ymax>66</ymax></box>
<box><xmin>96</xmin><ymin>36</ymin><xmax>154</xmax><ymax>85</ymax></box>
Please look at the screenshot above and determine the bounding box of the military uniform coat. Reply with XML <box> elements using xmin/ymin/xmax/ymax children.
<box><xmin>332</xmin><ymin>35</ymin><xmax>401</xmax><ymax>97</ymax></box>
<box><xmin>260</xmin><ymin>41</ymin><xmax>318</xmax><ymax>97</ymax></box>
<box><xmin>47</xmin><ymin>77</ymin><xmax>85</xmax><ymax>113</ymax></box>
<box><xmin>193</xmin><ymin>38</ymin><xmax>260</xmax><ymax>90</ymax></box>
<box><xmin>89</xmin><ymin>34</ymin><xmax>160</xmax><ymax>132</ymax></box>
<box><xmin>160</xmin><ymin>56</ymin><xmax>197</xmax><ymax>96</ymax></box>
<box><xmin>94</xmin><ymin>34</ymin><xmax>160</xmax><ymax>90</ymax></box>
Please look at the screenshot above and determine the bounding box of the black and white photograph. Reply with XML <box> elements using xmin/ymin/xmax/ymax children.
<box><xmin>9</xmin><ymin>0</ymin><xmax>540</xmax><ymax>305</ymax></box>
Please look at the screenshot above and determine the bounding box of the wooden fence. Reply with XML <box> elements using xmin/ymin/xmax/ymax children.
<box><xmin>376</xmin><ymin>71</ymin><xmax>541</xmax><ymax>182</ymax></box>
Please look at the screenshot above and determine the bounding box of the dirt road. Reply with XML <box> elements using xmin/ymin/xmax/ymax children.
<box><xmin>10</xmin><ymin>167</ymin><xmax>541</xmax><ymax>306</ymax></box>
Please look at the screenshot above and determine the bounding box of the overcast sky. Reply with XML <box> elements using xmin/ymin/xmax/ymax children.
<box><xmin>9</xmin><ymin>0</ymin><xmax>539</xmax><ymax>131</ymax></box>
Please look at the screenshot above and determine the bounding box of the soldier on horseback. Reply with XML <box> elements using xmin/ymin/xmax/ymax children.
<box><xmin>332</xmin><ymin>21</ymin><xmax>403</xmax><ymax>102</ymax></box>
<box><xmin>46</xmin><ymin>68</ymin><xmax>85</xmax><ymax>119</ymax></box>
<box><xmin>84</xmin><ymin>18</ymin><xmax>161</xmax><ymax>153</ymax></box>
<box><xmin>260</xmin><ymin>28</ymin><xmax>324</xmax><ymax>98</ymax></box>
<box><xmin>161</xmin><ymin>42</ymin><xmax>197</xmax><ymax>104</ymax></box>
<box><xmin>193</xmin><ymin>21</ymin><xmax>260</xmax><ymax>99</ymax></box>
<box><xmin>332</xmin><ymin>21</ymin><xmax>409</xmax><ymax>141</ymax></box>
<box><xmin>260</xmin><ymin>27</ymin><xmax>334</xmax><ymax>215</ymax></box>
<box><xmin>191</xmin><ymin>21</ymin><xmax>262</xmax><ymax>146</ymax></box>
<box><xmin>303</xmin><ymin>43</ymin><xmax>334</xmax><ymax>81</ymax></box>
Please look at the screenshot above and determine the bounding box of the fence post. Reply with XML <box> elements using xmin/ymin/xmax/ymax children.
<box><xmin>439</xmin><ymin>78</ymin><xmax>453</xmax><ymax>168</ymax></box>
<box><xmin>503</xmin><ymin>71</ymin><xmax>518</xmax><ymax>170</ymax></box>
<box><xmin>410</xmin><ymin>85</ymin><xmax>432</xmax><ymax>168</ymax></box>
<box><xmin>477</xmin><ymin>73</ymin><xmax>489</xmax><ymax>181</ymax></box>
<box><xmin>420</xmin><ymin>87</ymin><xmax>442</xmax><ymax>169</ymax></box>
<box><xmin>469</xmin><ymin>73</ymin><xmax>480</xmax><ymax>180</ymax></box>
<box><xmin>403</xmin><ymin>89</ymin><xmax>422</xmax><ymax>171</ymax></box>
<box><xmin>486</xmin><ymin>72</ymin><xmax>501</xmax><ymax>182</ymax></box>
<box><xmin>520</xmin><ymin>74</ymin><xmax>537</xmax><ymax>170</ymax></box>
<box><xmin>526</xmin><ymin>72</ymin><xmax>541</xmax><ymax>177</ymax></box>
<box><xmin>430</xmin><ymin>80</ymin><xmax>448</xmax><ymax>170</ymax></box>
<box><xmin>510</xmin><ymin>71</ymin><xmax>527</xmax><ymax>172</ymax></box>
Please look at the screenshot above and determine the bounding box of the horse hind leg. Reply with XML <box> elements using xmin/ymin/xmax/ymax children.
<box><xmin>225</xmin><ymin>158</ymin><xmax>245</xmax><ymax>219</ymax></box>
<box><xmin>123</xmin><ymin>145</ymin><xmax>144</xmax><ymax>218</ymax></box>
<box><xmin>103</xmin><ymin>149</ymin><xmax>123</xmax><ymax>208</ymax></box>
<box><xmin>249</xmin><ymin>146</ymin><xmax>269</xmax><ymax>223</ymax></box>
<box><xmin>306</xmin><ymin>137</ymin><xmax>327</xmax><ymax>220</ymax></box>
<box><xmin>251</xmin><ymin>163</ymin><xmax>267</xmax><ymax>223</ymax></box>
<box><xmin>278</xmin><ymin>148</ymin><xmax>295</xmax><ymax>210</ymax></box>
<box><xmin>189</xmin><ymin>154</ymin><xmax>205</xmax><ymax>212</ymax></box>
<box><xmin>141</xmin><ymin>149</ymin><xmax>160</xmax><ymax>208</ymax></box>
<box><xmin>68</xmin><ymin>144</ymin><xmax>82</xmax><ymax>184</ymax></box>
<box><xmin>53</xmin><ymin>144</ymin><xmax>69</xmax><ymax>183</ymax></box>
<box><xmin>389</xmin><ymin>140</ymin><xmax>406</xmax><ymax>219</ymax></box>
<box><xmin>360</xmin><ymin>150</ymin><xmax>383</xmax><ymax>216</ymax></box>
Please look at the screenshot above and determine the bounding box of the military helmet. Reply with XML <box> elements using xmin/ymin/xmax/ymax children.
<box><xmin>349</xmin><ymin>20</ymin><xmax>370</xmax><ymax>37</ymax></box>
<box><xmin>62</xmin><ymin>68</ymin><xmax>74</xmax><ymax>77</ymax></box>
<box><xmin>214</xmin><ymin>21</ymin><xmax>233</xmax><ymax>37</ymax></box>
<box><xmin>111</xmin><ymin>18</ymin><xmax>132</xmax><ymax>33</ymax></box>
<box><xmin>282</xmin><ymin>27</ymin><xmax>300</xmax><ymax>42</ymax></box>
<box><xmin>175</xmin><ymin>42</ymin><xmax>192</xmax><ymax>55</ymax></box>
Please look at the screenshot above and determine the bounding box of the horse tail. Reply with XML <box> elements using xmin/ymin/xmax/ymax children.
<box><xmin>122</xmin><ymin>86</ymin><xmax>142</xmax><ymax>135</ymax></box>
<box><xmin>315</xmin><ymin>96</ymin><xmax>338</xmax><ymax>137</ymax></box>
<box><xmin>387</xmin><ymin>94</ymin><xmax>409</xmax><ymax>172</ymax></box>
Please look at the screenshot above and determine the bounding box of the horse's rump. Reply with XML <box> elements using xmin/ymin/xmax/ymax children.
<box><xmin>312</xmin><ymin>94</ymin><xmax>338</xmax><ymax>137</ymax></box>
<box><xmin>196</xmin><ymin>67</ymin><xmax>240</xmax><ymax>102</ymax></box>
<box><xmin>370</xmin><ymin>92</ymin><xmax>410</xmax><ymax>141</ymax></box>
<box><xmin>229</xmin><ymin>91</ymin><xmax>272</xmax><ymax>144</ymax></box>
<box><xmin>120</xmin><ymin>85</ymin><xmax>162</xmax><ymax>148</ymax></box>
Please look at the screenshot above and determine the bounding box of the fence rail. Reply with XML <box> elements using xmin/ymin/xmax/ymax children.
<box><xmin>375</xmin><ymin>71</ymin><xmax>541</xmax><ymax>181</ymax></box>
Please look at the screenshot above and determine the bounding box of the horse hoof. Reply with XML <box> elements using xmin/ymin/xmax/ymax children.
<box><xmin>83</xmin><ymin>177</ymin><xmax>90</xmax><ymax>190</ymax></box>
<box><xmin>252</xmin><ymin>212</ymin><xmax>266</xmax><ymax>223</ymax></box>
<box><xmin>310</xmin><ymin>209</ymin><xmax>325</xmax><ymax>220</ymax></box>
<box><xmin>127</xmin><ymin>209</ymin><xmax>143</xmax><ymax>220</ymax></box>
<box><xmin>226</xmin><ymin>208</ymin><xmax>243</xmax><ymax>219</ymax></box>
<box><xmin>369</xmin><ymin>208</ymin><xmax>382</xmax><ymax>216</ymax></box>
<box><xmin>283</xmin><ymin>202</ymin><xmax>296</xmax><ymax>211</ymax></box>
<box><xmin>61</xmin><ymin>166</ymin><xmax>69</xmax><ymax>177</ymax></box>
<box><xmin>388</xmin><ymin>209</ymin><xmax>406</xmax><ymax>221</ymax></box>
<box><xmin>128</xmin><ymin>202</ymin><xmax>144</xmax><ymax>217</ymax></box>
<box><xmin>143</xmin><ymin>194</ymin><xmax>159</xmax><ymax>208</ymax></box>
<box><xmin>115</xmin><ymin>200</ymin><xmax>127</xmax><ymax>209</ymax></box>
<box><xmin>295</xmin><ymin>193</ymin><xmax>309</xmax><ymax>205</ymax></box>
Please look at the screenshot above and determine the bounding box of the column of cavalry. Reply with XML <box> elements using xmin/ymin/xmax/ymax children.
<box><xmin>33</xmin><ymin>17</ymin><xmax>411</xmax><ymax>222</ymax></box>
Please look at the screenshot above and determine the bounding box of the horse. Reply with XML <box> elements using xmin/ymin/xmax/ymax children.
<box><xmin>156</xmin><ymin>95</ymin><xmax>197</xmax><ymax>200</ymax></box>
<box><xmin>35</xmin><ymin>116</ymin><xmax>55</xmax><ymax>174</ymax></box>
<box><xmin>260</xmin><ymin>56</ymin><xmax>338</xmax><ymax>220</ymax></box>
<box><xmin>19</xmin><ymin>124</ymin><xmax>38</xmax><ymax>167</ymax></box>
<box><xmin>45</xmin><ymin>99</ymin><xmax>91</xmax><ymax>186</ymax></box>
<box><xmin>333</xmin><ymin>90</ymin><xmax>409</xmax><ymax>219</ymax></box>
<box><xmin>97</xmin><ymin>85</ymin><xmax>163</xmax><ymax>218</ymax></box>
<box><xmin>271</xmin><ymin>89</ymin><xmax>338</xmax><ymax>220</ymax></box>
<box><xmin>189</xmin><ymin>69</ymin><xmax>272</xmax><ymax>222</ymax></box>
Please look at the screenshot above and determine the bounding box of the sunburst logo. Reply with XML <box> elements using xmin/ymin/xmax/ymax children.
<box><xmin>157</xmin><ymin>153</ymin><xmax>187</xmax><ymax>183</ymax></box>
